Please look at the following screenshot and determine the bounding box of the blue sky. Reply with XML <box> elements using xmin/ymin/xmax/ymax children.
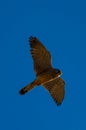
<box><xmin>0</xmin><ymin>0</ymin><xmax>86</xmax><ymax>130</ymax></box>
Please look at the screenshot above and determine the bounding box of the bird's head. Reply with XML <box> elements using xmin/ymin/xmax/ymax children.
<box><xmin>54</xmin><ymin>69</ymin><xmax>62</xmax><ymax>77</ymax></box>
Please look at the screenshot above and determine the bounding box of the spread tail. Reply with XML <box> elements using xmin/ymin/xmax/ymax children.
<box><xmin>19</xmin><ymin>81</ymin><xmax>37</xmax><ymax>95</ymax></box>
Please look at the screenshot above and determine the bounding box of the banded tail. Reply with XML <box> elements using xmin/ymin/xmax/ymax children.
<box><xmin>19</xmin><ymin>81</ymin><xmax>37</xmax><ymax>95</ymax></box>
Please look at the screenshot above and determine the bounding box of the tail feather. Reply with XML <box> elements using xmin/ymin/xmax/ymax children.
<box><xmin>19</xmin><ymin>81</ymin><xmax>36</xmax><ymax>95</ymax></box>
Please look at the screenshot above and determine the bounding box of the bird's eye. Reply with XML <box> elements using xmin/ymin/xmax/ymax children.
<box><xmin>56</xmin><ymin>69</ymin><xmax>60</xmax><ymax>73</ymax></box>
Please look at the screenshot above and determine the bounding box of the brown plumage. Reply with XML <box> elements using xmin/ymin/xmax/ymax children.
<box><xmin>19</xmin><ymin>36</ymin><xmax>65</xmax><ymax>105</ymax></box>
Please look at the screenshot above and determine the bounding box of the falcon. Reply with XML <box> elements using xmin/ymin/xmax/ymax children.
<box><xmin>19</xmin><ymin>36</ymin><xmax>65</xmax><ymax>105</ymax></box>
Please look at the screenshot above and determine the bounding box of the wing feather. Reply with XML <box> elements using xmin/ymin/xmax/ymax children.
<box><xmin>29</xmin><ymin>36</ymin><xmax>52</xmax><ymax>75</ymax></box>
<box><xmin>43</xmin><ymin>77</ymin><xmax>65</xmax><ymax>105</ymax></box>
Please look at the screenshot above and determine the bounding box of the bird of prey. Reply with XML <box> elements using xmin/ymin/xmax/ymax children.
<box><xmin>19</xmin><ymin>36</ymin><xmax>65</xmax><ymax>105</ymax></box>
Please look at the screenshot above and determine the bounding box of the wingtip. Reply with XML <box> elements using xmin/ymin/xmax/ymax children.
<box><xmin>56</xmin><ymin>102</ymin><xmax>62</xmax><ymax>106</ymax></box>
<box><xmin>28</xmin><ymin>36</ymin><xmax>33</xmax><ymax>42</ymax></box>
<box><xmin>53</xmin><ymin>99</ymin><xmax>62</xmax><ymax>106</ymax></box>
<box><xmin>29</xmin><ymin>36</ymin><xmax>36</xmax><ymax>42</ymax></box>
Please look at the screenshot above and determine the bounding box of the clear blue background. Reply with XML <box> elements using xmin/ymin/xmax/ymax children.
<box><xmin>0</xmin><ymin>0</ymin><xmax>86</xmax><ymax>130</ymax></box>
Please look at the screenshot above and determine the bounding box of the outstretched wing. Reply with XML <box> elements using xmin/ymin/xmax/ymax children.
<box><xmin>43</xmin><ymin>77</ymin><xmax>65</xmax><ymax>105</ymax></box>
<box><xmin>29</xmin><ymin>36</ymin><xmax>52</xmax><ymax>75</ymax></box>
